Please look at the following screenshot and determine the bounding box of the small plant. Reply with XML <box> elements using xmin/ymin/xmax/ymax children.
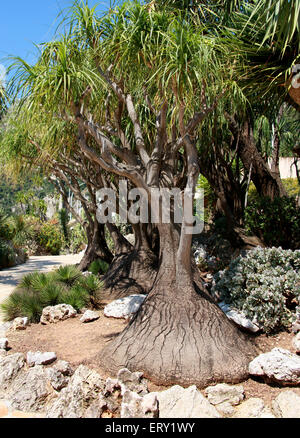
<box><xmin>88</xmin><ymin>259</ymin><xmax>109</xmax><ymax>275</ymax></box>
<box><xmin>0</xmin><ymin>238</ymin><xmax>15</xmax><ymax>268</ymax></box>
<box><xmin>37</xmin><ymin>222</ymin><xmax>64</xmax><ymax>255</ymax></box>
<box><xmin>212</xmin><ymin>247</ymin><xmax>300</xmax><ymax>333</ymax></box>
<box><xmin>0</xmin><ymin>265</ymin><xmax>103</xmax><ymax>322</ymax></box>
<box><xmin>53</xmin><ymin>265</ymin><xmax>82</xmax><ymax>287</ymax></box>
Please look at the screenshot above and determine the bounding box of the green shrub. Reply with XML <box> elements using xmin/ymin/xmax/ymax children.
<box><xmin>61</xmin><ymin>285</ymin><xmax>90</xmax><ymax>311</ymax></box>
<box><xmin>0</xmin><ymin>238</ymin><xmax>15</xmax><ymax>268</ymax></box>
<box><xmin>79</xmin><ymin>274</ymin><xmax>103</xmax><ymax>301</ymax></box>
<box><xmin>52</xmin><ymin>265</ymin><xmax>82</xmax><ymax>287</ymax></box>
<box><xmin>212</xmin><ymin>247</ymin><xmax>300</xmax><ymax>333</ymax></box>
<box><xmin>68</xmin><ymin>223</ymin><xmax>87</xmax><ymax>254</ymax></box>
<box><xmin>245</xmin><ymin>196</ymin><xmax>300</xmax><ymax>249</ymax></box>
<box><xmin>0</xmin><ymin>266</ymin><xmax>102</xmax><ymax>322</ymax></box>
<box><xmin>88</xmin><ymin>259</ymin><xmax>109</xmax><ymax>275</ymax></box>
<box><xmin>247</xmin><ymin>179</ymin><xmax>300</xmax><ymax>204</ymax></box>
<box><xmin>37</xmin><ymin>222</ymin><xmax>64</xmax><ymax>255</ymax></box>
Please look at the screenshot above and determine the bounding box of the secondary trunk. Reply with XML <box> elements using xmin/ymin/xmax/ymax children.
<box><xmin>100</xmin><ymin>223</ymin><xmax>158</xmax><ymax>299</ymax></box>
<box><xmin>78</xmin><ymin>221</ymin><xmax>113</xmax><ymax>271</ymax></box>
<box><xmin>99</xmin><ymin>223</ymin><xmax>257</xmax><ymax>388</ymax></box>
<box><xmin>228</xmin><ymin>117</ymin><xmax>287</xmax><ymax>200</ymax></box>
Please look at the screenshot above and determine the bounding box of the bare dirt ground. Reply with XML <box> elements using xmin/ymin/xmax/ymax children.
<box><xmin>5</xmin><ymin>311</ymin><xmax>300</xmax><ymax>404</ymax></box>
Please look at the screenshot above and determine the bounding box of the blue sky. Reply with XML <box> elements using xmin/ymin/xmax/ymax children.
<box><xmin>0</xmin><ymin>0</ymin><xmax>112</xmax><ymax>80</ymax></box>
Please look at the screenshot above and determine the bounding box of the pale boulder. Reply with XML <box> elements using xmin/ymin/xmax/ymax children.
<box><xmin>154</xmin><ymin>385</ymin><xmax>221</xmax><ymax>418</ymax></box>
<box><xmin>79</xmin><ymin>310</ymin><xmax>100</xmax><ymax>323</ymax></box>
<box><xmin>104</xmin><ymin>295</ymin><xmax>146</xmax><ymax>319</ymax></box>
<box><xmin>40</xmin><ymin>304</ymin><xmax>77</xmax><ymax>324</ymax></box>
<box><xmin>249</xmin><ymin>348</ymin><xmax>300</xmax><ymax>385</ymax></box>
<box><xmin>27</xmin><ymin>351</ymin><xmax>57</xmax><ymax>367</ymax></box>
<box><xmin>272</xmin><ymin>391</ymin><xmax>300</xmax><ymax>418</ymax></box>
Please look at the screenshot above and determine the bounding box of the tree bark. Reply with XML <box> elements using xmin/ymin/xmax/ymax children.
<box><xmin>99</xmin><ymin>223</ymin><xmax>257</xmax><ymax>388</ymax></box>
<box><xmin>100</xmin><ymin>223</ymin><xmax>158</xmax><ymax>299</ymax></box>
<box><xmin>78</xmin><ymin>221</ymin><xmax>113</xmax><ymax>271</ymax></box>
<box><xmin>227</xmin><ymin>116</ymin><xmax>287</xmax><ymax>200</ymax></box>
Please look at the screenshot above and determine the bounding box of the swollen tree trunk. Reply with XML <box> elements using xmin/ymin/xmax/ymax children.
<box><xmin>78</xmin><ymin>221</ymin><xmax>113</xmax><ymax>271</ymax></box>
<box><xmin>100</xmin><ymin>223</ymin><xmax>158</xmax><ymax>299</ymax></box>
<box><xmin>99</xmin><ymin>223</ymin><xmax>257</xmax><ymax>388</ymax></box>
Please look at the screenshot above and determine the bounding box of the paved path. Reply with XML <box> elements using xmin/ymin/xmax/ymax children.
<box><xmin>0</xmin><ymin>254</ymin><xmax>82</xmax><ymax>324</ymax></box>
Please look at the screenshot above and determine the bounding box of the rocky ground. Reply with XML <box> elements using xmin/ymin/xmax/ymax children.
<box><xmin>0</xmin><ymin>304</ymin><xmax>300</xmax><ymax>419</ymax></box>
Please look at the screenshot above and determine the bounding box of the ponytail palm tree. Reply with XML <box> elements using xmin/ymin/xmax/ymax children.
<box><xmin>6</xmin><ymin>1</ymin><xmax>256</xmax><ymax>388</ymax></box>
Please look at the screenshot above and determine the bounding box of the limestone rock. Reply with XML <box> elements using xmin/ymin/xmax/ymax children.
<box><xmin>0</xmin><ymin>338</ymin><xmax>8</xmax><ymax>350</ymax></box>
<box><xmin>0</xmin><ymin>353</ymin><xmax>26</xmax><ymax>392</ymax></box>
<box><xmin>215</xmin><ymin>402</ymin><xmax>235</xmax><ymax>416</ymax></box>
<box><xmin>117</xmin><ymin>368</ymin><xmax>148</xmax><ymax>395</ymax></box>
<box><xmin>104</xmin><ymin>295</ymin><xmax>146</xmax><ymax>319</ymax></box>
<box><xmin>154</xmin><ymin>385</ymin><xmax>221</xmax><ymax>418</ymax></box>
<box><xmin>46</xmin><ymin>367</ymin><xmax>70</xmax><ymax>391</ymax></box>
<box><xmin>8</xmin><ymin>365</ymin><xmax>52</xmax><ymax>412</ymax></box>
<box><xmin>27</xmin><ymin>351</ymin><xmax>57</xmax><ymax>367</ymax></box>
<box><xmin>218</xmin><ymin>302</ymin><xmax>260</xmax><ymax>333</ymax></box>
<box><xmin>204</xmin><ymin>383</ymin><xmax>244</xmax><ymax>406</ymax></box>
<box><xmin>249</xmin><ymin>348</ymin><xmax>300</xmax><ymax>385</ymax></box>
<box><xmin>52</xmin><ymin>360</ymin><xmax>74</xmax><ymax>377</ymax></box>
<box><xmin>0</xmin><ymin>322</ymin><xmax>13</xmax><ymax>337</ymax></box>
<box><xmin>45</xmin><ymin>365</ymin><xmax>105</xmax><ymax>418</ymax></box>
<box><xmin>272</xmin><ymin>391</ymin><xmax>300</xmax><ymax>418</ymax></box>
<box><xmin>121</xmin><ymin>390</ymin><xmax>158</xmax><ymax>418</ymax></box>
<box><xmin>292</xmin><ymin>332</ymin><xmax>300</xmax><ymax>354</ymax></box>
<box><xmin>233</xmin><ymin>398</ymin><xmax>273</xmax><ymax>418</ymax></box>
<box><xmin>40</xmin><ymin>304</ymin><xmax>77</xmax><ymax>325</ymax></box>
<box><xmin>12</xmin><ymin>317</ymin><xmax>29</xmax><ymax>331</ymax></box>
<box><xmin>79</xmin><ymin>310</ymin><xmax>100</xmax><ymax>323</ymax></box>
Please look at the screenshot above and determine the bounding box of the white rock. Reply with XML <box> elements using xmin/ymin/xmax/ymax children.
<box><xmin>154</xmin><ymin>385</ymin><xmax>221</xmax><ymax>418</ymax></box>
<box><xmin>45</xmin><ymin>365</ymin><xmax>105</xmax><ymax>418</ymax></box>
<box><xmin>12</xmin><ymin>317</ymin><xmax>29</xmax><ymax>331</ymax></box>
<box><xmin>80</xmin><ymin>310</ymin><xmax>100</xmax><ymax>323</ymax></box>
<box><xmin>272</xmin><ymin>391</ymin><xmax>300</xmax><ymax>418</ymax></box>
<box><xmin>8</xmin><ymin>365</ymin><xmax>52</xmax><ymax>412</ymax></box>
<box><xmin>249</xmin><ymin>348</ymin><xmax>300</xmax><ymax>385</ymax></box>
<box><xmin>104</xmin><ymin>295</ymin><xmax>146</xmax><ymax>319</ymax></box>
<box><xmin>218</xmin><ymin>302</ymin><xmax>260</xmax><ymax>333</ymax></box>
<box><xmin>40</xmin><ymin>304</ymin><xmax>77</xmax><ymax>324</ymax></box>
<box><xmin>292</xmin><ymin>332</ymin><xmax>300</xmax><ymax>354</ymax></box>
<box><xmin>232</xmin><ymin>398</ymin><xmax>267</xmax><ymax>418</ymax></box>
<box><xmin>27</xmin><ymin>351</ymin><xmax>57</xmax><ymax>367</ymax></box>
<box><xmin>215</xmin><ymin>401</ymin><xmax>235</xmax><ymax>416</ymax></box>
<box><xmin>121</xmin><ymin>390</ymin><xmax>158</xmax><ymax>418</ymax></box>
<box><xmin>0</xmin><ymin>338</ymin><xmax>8</xmax><ymax>350</ymax></box>
<box><xmin>0</xmin><ymin>322</ymin><xmax>13</xmax><ymax>337</ymax></box>
<box><xmin>204</xmin><ymin>383</ymin><xmax>244</xmax><ymax>406</ymax></box>
<box><xmin>0</xmin><ymin>353</ymin><xmax>26</xmax><ymax>392</ymax></box>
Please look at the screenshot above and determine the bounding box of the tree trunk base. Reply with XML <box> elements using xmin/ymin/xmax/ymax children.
<box><xmin>98</xmin><ymin>280</ymin><xmax>257</xmax><ymax>388</ymax></box>
<box><xmin>100</xmin><ymin>249</ymin><xmax>158</xmax><ymax>300</ymax></box>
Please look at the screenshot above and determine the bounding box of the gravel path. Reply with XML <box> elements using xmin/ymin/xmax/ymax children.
<box><xmin>0</xmin><ymin>254</ymin><xmax>83</xmax><ymax>323</ymax></box>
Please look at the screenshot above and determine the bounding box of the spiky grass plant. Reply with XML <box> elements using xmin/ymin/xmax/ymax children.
<box><xmin>0</xmin><ymin>265</ymin><xmax>103</xmax><ymax>322</ymax></box>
